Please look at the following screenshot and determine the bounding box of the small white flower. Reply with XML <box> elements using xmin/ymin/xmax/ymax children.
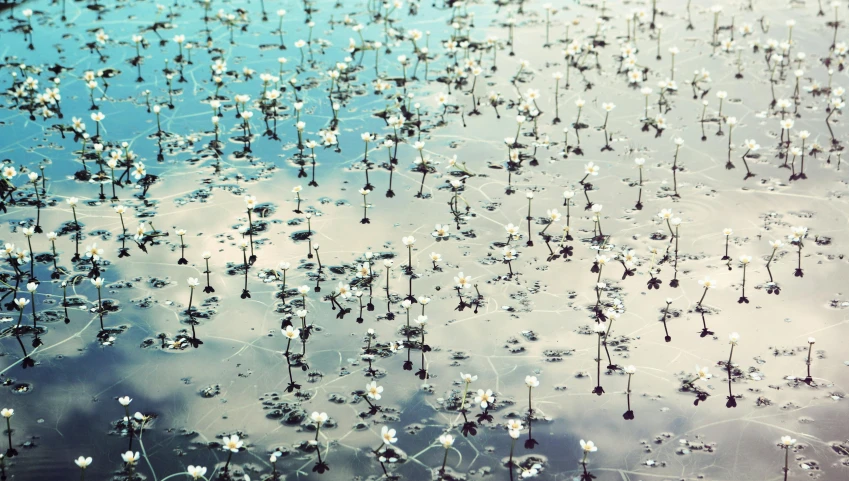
<box><xmin>729</xmin><ymin>332</ymin><xmax>740</xmax><ymax>345</ymax></box>
<box><xmin>221</xmin><ymin>434</ymin><xmax>243</xmax><ymax>453</ymax></box>
<box><xmin>474</xmin><ymin>389</ymin><xmax>495</xmax><ymax>408</ymax></box>
<box><xmin>366</xmin><ymin>381</ymin><xmax>384</xmax><ymax>400</ymax></box>
<box><xmin>381</xmin><ymin>426</ymin><xmax>398</xmax><ymax>445</ymax></box>
<box><xmin>580</xmin><ymin>439</ymin><xmax>598</xmax><ymax>452</ymax></box>
<box><xmin>187</xmin><ymin>465</ymin><xmax>207</xmax><ymax>479</ymax></box>
<box><xmin>454</xmin><ymin>272</ymin><xmax>472</xmax><ymax>289</ymax></box>
<box><xmin>121</xmin><ymin>451</ymin><xmax>140</xmax><ymax>464</ymax></box>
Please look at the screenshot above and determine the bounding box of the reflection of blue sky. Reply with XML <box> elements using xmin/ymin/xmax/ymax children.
<box><xmin>1</xmin><ymin>0</ymin><xmax>849</xmax><ymax>480</ymax></box>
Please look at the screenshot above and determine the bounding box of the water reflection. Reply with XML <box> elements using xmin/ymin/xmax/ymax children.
<box><xmin>1</xmin><ymin>0</ymin><xmax>849</xmax><ymax>480</ymax></box>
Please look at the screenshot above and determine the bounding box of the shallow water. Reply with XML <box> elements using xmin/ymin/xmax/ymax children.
<box><xmin>1</xmin><ymin>0</ymin><xmax>849</xmax><ymax>480</ymax></box>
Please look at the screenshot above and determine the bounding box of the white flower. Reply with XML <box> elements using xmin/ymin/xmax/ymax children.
<box><xmin>85</xmin><ymin>243</ymin><xmax>104</xmax><ymax>261</ymax></box>
<box><xmin>121</xmin><ymin>451</ymin><xmax>140</xmax><ymax>464</ymax></box>
<box><xmin>438</xmin><ymin>433</ymin><xmax>455</xmax><ymax>448</ymax></box>
<box><xmin>584</xmin><ymin>162</ymin><xmax>600</xmax><ymax>176</ymax></box>
<box><xmin>474</xmin><ymin>389</ymin><xmax>495</xmax><ymax>408</ymax></box>
<box><xmin>0</xmin><ymin>408</ymin><xmax>13</xmax><ymax>418</ymax></box>
<box><xmin>26</xmin><ymin>282</ymin><xmax>37</xmax><ymax>293</ymax></box>
<box><xmin>624</xmin><ymin>365</ymin><xmax>636</xmax><ymax>374</ymax></box>
<box><xmin>222</xmin><ymin>435</ymin><xmax>243</xmax><ymax>452</ymax></box>
<box><xmin>454</xmin><ymin>272</ymin><xmax>472</xmax><ymax>289</ymax></box>
<box><xmin>695</xmin><ymin>365</ymin><xmax>712</xmax><ymax>380</ymax></box>
<box><xmin>781</xmin><ymin>435</ymin><xmax>796</xmax><ymax>446</ymax></box>
<box><xmin>739</xmin><ymin>255</ymin><xmax>752</xmax><ymax>265</ymax></box>
<box><xmin>187</xmin><ymin>466</ymin><xmax>207</xmax><ymax>479</ymax></box>
<box><xmin>298</xmin><ymin>285</ymin><xmax>310</xmax><ymax>295</ymax></box>
<box><xmin>698</xmin><ymin>277</ymin><xmax>715</xmax><ymax>289</ymax></box>
<box><xmin>74</xmin><ymin>456</ymin><xmax>93</xmax><ymax>469</ymax></box>
<box><xmin>808</xmin><ymin>337</ymin><xmax>816</xmax><ymax>344</ymax></box>
<box><xmin>729</xmin><ymin>332</ymin><xmax>740</xmax><ymax>345</ymax></box>
<box><xmin>366</xmin><ymin>381</ymin><xmax>383</xmax><ymax>400</ymax></box>
<box><xmin>460</xmin><ymin>372</ymin><xmax>477</xmax><ymax>383</ymax></box>
<box><xmin>789</xmin><ymin>226</ymin><xmax>808</xmax><ymax>242</ymax></box>
<box><xmin>91</xmin><ymin>277</ymin><xmax>104</xmax><ymax>288</ymax></box>
<box><xmin>432</xmin><ymin>225</ymin><xmax>449</xmax><ymax>238</ymax></box>
<box><xmin>310</xmin><ymin>412</ymin><xmax>328</xmax><ymax>424</ymax></box>
<box><xmin>187</xmin><ymin>278</ymin><xmax>200</xmax><ymax>288</ymax></box>
<box><xmin>580</xmin><ymin>439</ymin><xmax>598</xmax><ymax>452</ymax></box>
<box><xmin>381</xmin><ymin>426</ymin><xmax>398</xmax><ymax>445</ymax></box>
<box><xmin>282</xmin><ymin>325</ymin><xmax>300</xmax><ymax>340</ymax></box>
<box><xmin>132</xmin><ymin>163</ymin><xmax>146</xmax><ymax>180</ymax></box>
<box><xmin>402</xmin><ymin>236</ymin><xmax>416</xmax><ymax>246</ymax></box>
<box><xmin>525</xmin><ymin>375</ymin><xmax>539</xmax><ymax>388</ymax></box>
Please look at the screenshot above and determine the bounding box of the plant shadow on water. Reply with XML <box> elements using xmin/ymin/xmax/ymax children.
<box><xmin>0</xmin><ymin>0</ymin><xmax>848</xmax><ymax>480</ymax></box>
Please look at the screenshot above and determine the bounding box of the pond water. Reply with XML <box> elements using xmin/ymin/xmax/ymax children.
<box><xmin>1</xmin><ymin>0</ymin><xmax>848</xmax><ymax>480</ymax></box>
